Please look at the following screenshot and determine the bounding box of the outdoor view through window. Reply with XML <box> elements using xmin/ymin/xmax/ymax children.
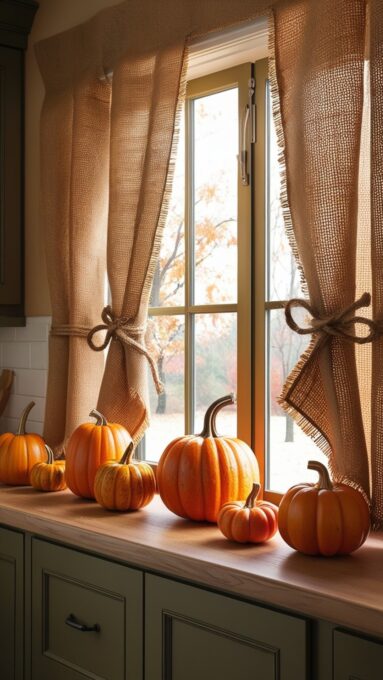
<box><xmin>266</xmin><ymin>90</ymin><xmax>325</xmax><ymax>491</ymax></box>
<box><xmin>144</xmin><ymin>71</ymin><xmax>325</xmax><ymax>493</ymax></box>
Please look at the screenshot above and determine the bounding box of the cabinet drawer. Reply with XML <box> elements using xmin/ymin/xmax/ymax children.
<box><xmin>333</xmin><ymin>629</ymin><xmax>383</xmax><ymax>679</ymax></box>
<box><xmin>32</xmin><ymin>538</ymin><xmax>143</xmax><ymax>680</ymax></box>
<box><xmin>0</xmin><ymin>526</ymin><xmax>23</xmax><ymax>680</ymax></box>
<box><xmin>145</xmin><ymin>574</ymin><xmax>309</xmax><ymax>680</ymax></box>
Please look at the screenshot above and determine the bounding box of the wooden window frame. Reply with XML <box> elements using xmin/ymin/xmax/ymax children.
<box><xmin>143</xmin><ymin>58</ymin><xmax>282</xmax><ymax>505</ymax></box>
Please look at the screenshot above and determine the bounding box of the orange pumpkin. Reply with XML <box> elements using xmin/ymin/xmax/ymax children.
<box><xmin>0</xmin><ymin>401</ymin><xmax>46</xmax><ymax>485</ymax></box>
<box><xmin>30</xmin><ymin>445</ymin><xmax>67</xmax><ymax>492</ymax></box>
<box><xmin>218</xmin><ymin>483</ymin><xmax>278</xmax><ymax>543</ymax></box>
<box><xmin>278</xmin><ymin>461</ymin><xmax>370</xmax><ymax>556</ymax></box>
<box><xmin>94</xmin><ymin>442</ymin><xmax>156</xmax><ymax>511</ymax></box>
<box><xmin>157</xmin><ymin>394</ymin><xmax>259</xmax><ymax>522</ymax></box>
<box><xmin>65</xmin><ymin>409</ymin><xmax>131</xmax><ymax>499</ymax></box>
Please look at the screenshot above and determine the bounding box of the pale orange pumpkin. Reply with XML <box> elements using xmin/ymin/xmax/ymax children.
<box><xmin>157</xmin><ymin>395</ymin><xmax>259</xmax><ymax>522</ymax></box>
<box><xmin>30</xmin><ymin>445</ymin><xmax>67</xmax><ymax>492</ymax></box>
<box><xmin>0</xmin><ymin>402</ymin><xmax>46</xmax><ymax>485</ymax></box>
<box><xmin>94</xmin><ymin>442</ymin><xmax>156</xmax><ymax>511</ymax></box>
<box><xmin>218</xmin><ymin>483</ymin><xmax>278</xmax><ymax>543</ymax></box>
<box><xmin>278</xmin><ymin>461</ymin><xmax>370</xmax><ymax>556</ymax></box>
<box><xmin>65</xmin><ymin>409</ymin><xmax>131</xmax><ymax>499</ymax></box>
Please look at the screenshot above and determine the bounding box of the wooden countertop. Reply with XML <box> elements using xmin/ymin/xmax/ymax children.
<box><xmin>0</xmin><ymin>485</ymin><xmax>382</xmax><ymax>639</ymax></box>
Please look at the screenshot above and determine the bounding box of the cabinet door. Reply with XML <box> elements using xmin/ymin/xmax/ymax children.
<box><xmin>145</xmin><ymin>574</ymin><xmax>308</xmax><ymax>680</ymax></box>
<box><xmin>0</xmin><ymin>526</ymin><xmax>24</xmax><ymax>680</ymax></box>
<box><xmin>32</xmin><ymin>539</ymin><xmax>143</xmax><ymax>680</ymax></box>
<box><xmin>334</xmin><ymin>630</ymin><xmax>383</xmax><ymax>680</ymax></box>
<box><xmin>0</xmin><ymin>45</ymin><xmax>24</xmax><ymax>323</ymax></box>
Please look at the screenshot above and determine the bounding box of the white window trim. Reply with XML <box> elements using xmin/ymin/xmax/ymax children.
<box><xmin>187</xmin><ymin>17</ymin><xmax>268</xmax><ymax>80</ymax></box>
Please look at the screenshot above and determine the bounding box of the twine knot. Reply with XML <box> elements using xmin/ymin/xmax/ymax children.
<box><xmin>87</xmin><ymin>306</ymin><xmax>163</xmax><ymax>394</ymax></box>
<box><xmin>284</xmin><ymin>292</ymin><xmax>377</xmax><ymax>344</ymax></box>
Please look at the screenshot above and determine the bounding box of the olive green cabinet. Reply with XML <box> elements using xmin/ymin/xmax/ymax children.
<box><xmin>0</xmin><ymin>526</ymin><xmax>24</xmax><ymax>680</ymax></box>
<box><xmin>333</xmin><ymin>630</ymin><xmax>383</xmax><ymax>680</ymax></box>
<box><xmin>145</xmin><ymin>574</ymin><xmax>308</xmax><ymax>680</ymax></box>
<box><xmin>2</xmin><ymin>524</ymin><xmax>383</xmax><ymax>680</ymax></box>
<box><xmin>31</xmin><ymin>539</ymin><xmax>143</xmax><ymax>680</ymax></box>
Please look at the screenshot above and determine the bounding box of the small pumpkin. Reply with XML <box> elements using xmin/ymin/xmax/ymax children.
<box><xmin>65</xmin><ymin>409</ymin><xmax>131</xmax><ymax>499</ymax></box>
<box><xmin>278</xmin><ymin>461</ymin><xmax>370</xmax><ymax>556</ymax></box>
<box><xmin>0</xmin><ymin>401</ymin><xmax>46</xmax><ymax>485</ymax></box>
<box><xmin>218</xmin><ymin>483</ymin><xmax>278</xmax><ymax>543</ymax></box>
<box><xmin>30</xmin><ymin>445</ymin><xmax>66</xmax><ymax>492</ymax></box>
<box><xmin>94</xmin><ymin>442</ymin><xmax>156</xmax><ymax>511</ymax></box>
<box><xmin>157</xmin><ymin>394</ymin><xmax>259</xmax><ymax>523</ymax></box>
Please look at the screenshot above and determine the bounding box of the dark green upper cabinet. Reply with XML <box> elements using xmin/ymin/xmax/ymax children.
<box><xmin>0</xmin><ymin>0</ymin><xmax>38</xmax><ymax>326</ymax></box>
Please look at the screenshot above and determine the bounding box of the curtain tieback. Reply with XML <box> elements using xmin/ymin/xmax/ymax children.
<box><xmin>284</xmin><ymin>292</ymin><xmax>378</xmax><ymax>344</ymax></box>
<box><xmin>87</xmin><ymin>306</ymin><xmax>163</xmax><ymax>395</ymax></box>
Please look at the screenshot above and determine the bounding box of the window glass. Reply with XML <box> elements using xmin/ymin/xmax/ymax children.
<box><xmin>266</xmin><ymin>86</ymin><xmax>325</xmax><ymax>492</ymax></box>
<box><xmin>194</xmin><ymin>312</ymin><xmax>237</xmax><ymax>435</ymax></box>
<box><xmin>193</xmin><ymin>89</ymin><xmax>238</xmax><ymax>305</ymax></box>
<box><xmin>146</xmin><ymin>315</ymin><xmax>185</xmax><ymax>461</ymax></box>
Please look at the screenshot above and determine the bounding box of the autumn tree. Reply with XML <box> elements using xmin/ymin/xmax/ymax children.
<box><xmin>147</xmin><ymin>181</ymin><xmax>236</xmax><ymax>415</ymax></box>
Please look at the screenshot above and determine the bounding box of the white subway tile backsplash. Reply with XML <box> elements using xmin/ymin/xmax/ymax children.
<box><xmin>0</xmin><ymin>327</ymin><xmax>16</xmax><ymax>342</ymax></box>
<box><xmin>3</xmin><ymin>342</ymin><xmax>30</xmax><ymax>369</ymax></box>
<box><xmin>30</xmin><ymin>342</ymin><xmax>49</xmax><ymax>369</ymax></box>
<box><xmin>14</xmin><ymin>369</ymin><xmax>47</xmax><ymax>398</ymax></box>
<box><xmin>0</xmin><ymin>317</ymin><xmax>50</xmax><ymax>434</ymax></box>
<box><xmin>15</xmin><ymin>317</ymin><xmax>50</xmax><ymax>342</ymax></box>
<box><xmin>25</xmin><ymin>420</ymin><xmax>44</xmax><ymax>436</ymax></box>
<box><xmin>0</xmin><ymin>417</ymin><xmax>19</xmax><ymax>434</ymax></box>
<box><xmin>4</xmin><ymin>394</ymin><xmax>45</xmax><ymax>422</ymax></box>
<box><xmin>0</xmin><ymin>417</ymin><xmax>44</xmax><ymax>436</ymax></box>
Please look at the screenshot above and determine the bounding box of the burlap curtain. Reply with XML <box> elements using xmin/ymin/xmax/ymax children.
<box><xmin>95</xmin><ymin>46</ymin><xmax>187</xmax><ymax>443</ymax></box>
<box><xmin>36</xmin><ymin>39</ymin><xmax>186</xmax><ymax>448</ymax></box>
<box><xmin>36</xmin><ymin>0</ymin><xmax>382</xmax><ymax>521</ymax></box>
<box><xmin>271</xmin><ymin>0</ymin><xmax>370</xmax><ymax>494</ymax></box>
<box><xmin>370</xmin><ymin>0</ymin><xmax>383</xmax><ymax>526</ymax></box>
<box><xmin>37</xmin><ymin>77</ymin><xmax>111</xmax><ymax>449</ymax></box>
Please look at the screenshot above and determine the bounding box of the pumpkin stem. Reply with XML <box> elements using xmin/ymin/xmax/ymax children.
<box><xmin>45</xmin><ymin>445</ymin><xmax>54</xmax><ymax>465</ymax></box>
<box><xmin>119</xmin><ymin>442</ymin><xmax>134</xmax><ymax>465</ymax></box>
<box><xmin>16</xmin><ymin>401</ymin><xmax>35</xmax><ymax>435</ymax></box>
<box><xmin>308</xmin><ymin>460</ymin><xmax>333</xmax><ymax>491</ymax></box>
<box><xmin>244</xmin><ymin>482</ymin><xmax>261</xmax><ymax>509</ymax></box>
<box><xmin>199</xmin><ymin>394</ymin><xmax>236</xmax><ymax>438</ymax></box>
<box><xmin>89</xmin><ymin>409</ymin><xmax>107</xmax><ymax>426</ymax></box>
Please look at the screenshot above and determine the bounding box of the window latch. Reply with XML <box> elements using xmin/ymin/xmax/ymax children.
<box><xmin>240</xmin><ymin>77</ymin><xmax>256</xmax><ymax>186</ymax></box>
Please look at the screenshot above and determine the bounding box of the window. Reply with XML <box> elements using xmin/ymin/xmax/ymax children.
<box><xmin>139</xmin><ymin>52</ymin><xmax>324</xmax><ymax>501</ymax></box>
<box><xmin>143</xmin><ymin>63</ymin><xmax>253</xmax><ymax>463</ymax></box>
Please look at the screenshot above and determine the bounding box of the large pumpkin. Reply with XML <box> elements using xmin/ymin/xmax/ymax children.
<box><xmin>65</xmin><ymin>409</ymin><xmax>131</xmax><ymax>499</ymax></box>
<box><xmin>0</xmin><ymin>401</ymin><xmax>46</xmax><ymax>485</ymax></box>
<box><xmin>94</xmin><ymin>442</ymin><xmax>156</xmax><ymax>511</ymax></box>
<box><xmin>157</xmin><ymin>394</ymin><xmax>259</xmax><ymax>522</ymax></box>
<box><xmin>218</xmin><ymin>483</ymin><xmax>278</xmax><ymax>543</ymax></box>
<box><xmin>278</xmin><ymin>461</ymin><xmax>370</xmax><ymax>556</ymax></box>
<box><xmin>30</xmin><ymin>445</ymin><xmax>67</xmax><ymax>492</ymax></box>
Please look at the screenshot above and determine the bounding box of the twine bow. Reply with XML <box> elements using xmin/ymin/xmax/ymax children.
<box><xmin>87</xmin><ymin>306</ymin><xmax>163</xmax><ymax>394</ymax></box>
<box><xmin>284</xmin><ymin>292</ymin><xmax>377</xmax><ymax>344</ymax></box>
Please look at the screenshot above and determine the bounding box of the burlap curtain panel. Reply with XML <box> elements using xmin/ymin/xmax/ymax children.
<box><xmin>36</xmin><ymin>0</ymin><xmax>381</xmax><ymax>522</ymax></box>
<box><xmin>36</xmin><ymin>24</ymin><xmax>187</xmax><ymax>447</ymax></box>
<box><xmin>271</xmin><ymin>0</ymin><xmax>370</xmax><ymax>496</ymax></box>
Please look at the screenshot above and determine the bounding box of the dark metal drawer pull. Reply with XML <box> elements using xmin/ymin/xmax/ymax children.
<box><xmin>65</xmin><ymin>613</ymin><xmax>100</xmax><ymax>633</ymax></box>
